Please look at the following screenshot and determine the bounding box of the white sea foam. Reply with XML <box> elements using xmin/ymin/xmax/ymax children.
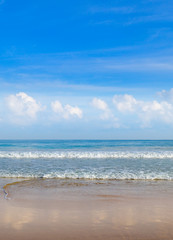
<box><xmin>0</xmin><ymin>170</ymin><xmax>172</xmax><ymax>180</ymax></box>
<box><xmin>0</xmin><ymin>151</ymin><xmax>173</xmax><ymax>159</ymax></box>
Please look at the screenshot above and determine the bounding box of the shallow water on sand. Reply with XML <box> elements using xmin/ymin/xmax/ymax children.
<box><xmin>1</xmin><ymin>178</ymin><xmax>173</xmax><ymax>240</ymax></box>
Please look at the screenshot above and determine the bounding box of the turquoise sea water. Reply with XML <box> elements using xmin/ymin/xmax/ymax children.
<box><xmin>0</xmin><ymin>140</ymin><xmax>173</xmax><ymax>180</ymax></box>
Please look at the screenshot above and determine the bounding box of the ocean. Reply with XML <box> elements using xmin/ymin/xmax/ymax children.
<box><xmin>0</xmin><ymin>140</ymin><xmax>173</xmax><ymax>180</ymax></box>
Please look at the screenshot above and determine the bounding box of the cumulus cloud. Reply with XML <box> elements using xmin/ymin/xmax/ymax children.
<box><xmin>64</xmin><ymin>104</ymin><xmax>83</xmax><ymax>118</ymax></box>
<box><xmin>4</xmin><ymin>90</ymin><xmax>173</xmax><ymax>128</ymax></box>
<box><xmin>92</xmin><ymin>97</ymin><xmax>119</xmax><ymax>127</ymax></box>
<box><xmin>51</xmin><ymin>101</ymin><xmax>64</xmax><ymax>114</ymax></box>
<box><xmin>140</xmin><ymin>100</ymin><xmax>173</xmax><ymax>126</ymax></box>
<box><xmin>92</xmin><ymin>97</ymin><xmax>111</xmax><ymax>120</ymax></box>
<box><xmin>112</xmin><ymin>93</ymin><xmax>173</xmax><ymax>126</ymax></box>
<box><xmin>51</xmin><ymin>101</ymin><xmax>83</xmax><ymax>119</ymax></box>
<box><xmin>6</xmin><ymin>92</ymin><xmax>43</xmax><ymax>123</ymax></box>
<box><xmin>92</xmin><ymin>97</ymin><xmax>108</xmax><ymax>111</ymax></box>
<box><xmin>113</xmin><ymin>94</ymin><xmax>138</xmax><ymax>112</ymax></box>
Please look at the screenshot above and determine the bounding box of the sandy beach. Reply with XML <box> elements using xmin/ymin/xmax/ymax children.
<box><xmin>0</xmin><ymin>179</ymin><xmax>173</xmax><ymax>240</ymax></box>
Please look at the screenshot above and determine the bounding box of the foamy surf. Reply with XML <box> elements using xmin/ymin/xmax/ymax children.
<box><xmin>0</xmin><ymin>151</ymin><xmax>173</xmax><ymax>159</ymax></box>
<box><xmin>0</xmin><ymin>170</ymin><xmax>172</xmax><ymax>180</ymax></box>
<box><xmin>1</xmin><ymin>140</ymin><xmax>173</xmax><ymax>182</ymax></box>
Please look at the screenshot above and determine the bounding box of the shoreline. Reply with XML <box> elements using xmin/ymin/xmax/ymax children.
<box><xmin>1</xmin><ymin>178</ymin><xmax>173</xmax><ymax>239</ymax></box>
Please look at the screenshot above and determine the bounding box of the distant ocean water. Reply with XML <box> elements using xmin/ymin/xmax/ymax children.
<box><xmin>0</xmin><ymin>140</ymin><xmax>173</xmax><ymax>180</ymax></box>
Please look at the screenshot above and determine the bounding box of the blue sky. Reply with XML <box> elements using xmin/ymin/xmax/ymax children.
<box><xmin>0</xmin><ymin>0</ymin><xmax>173</xmax><ymax>139</ymax></box>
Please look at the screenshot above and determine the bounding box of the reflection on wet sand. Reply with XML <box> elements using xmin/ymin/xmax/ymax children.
<box><xmin>3</xmin><ymin>207</ymin><xmax>35</xmax><ymax>230</ymax></box>
<box><xmin>0</xmin><ymin>179</ymin><xmax>173</xmax><ymax>240</ymax></box>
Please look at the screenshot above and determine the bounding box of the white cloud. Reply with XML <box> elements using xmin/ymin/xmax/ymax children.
<box><xmin>113</xmin><ymin>94</ymin><xmax>138</xmax><ymax>112</ymax></box>
<box><xmin>64</xmin><ymin>104</ymin><xmax>83</xmax><ymax>119</ymax></box>
<box><xmin>51</xmin><ymin>101</ymin><xmax>64</xmax><ymax>113</ymax></box>
<box><xmin>4</xmin><ymin>90</ymin><xmax>173</xmax><ymax>129</ymax></box>
<box><xmin>92</xmin><ymin>97</ymin><xmax>120</xmax><ymax>127</ymax></box>
<box><xmin>113</xmin><ymin>93</ymin><xmax>173</xmax><ymax>126</ymax></box>
<box><xmin>92</xmin><ymin>97</ymin><xmax>110</xmax><ymax>120</ymax></box>
<box><xmin>6</xmin><ymin>92</ymin><xmax>43</xmax><ymax>122</ymax></box>
<box><xmin>51</xmin><ymin>101</ymin><xmax>83</xmax><ymax>119</ymax></box>
<box><xmin>92</xmin><ymin>97</ymin><xmax>108</xmax><ymax>111</ymax></box>
<box><xmin>140</xmin><ymin>100</ymin><xmax>173</xmax><ymax>126</ymax></box>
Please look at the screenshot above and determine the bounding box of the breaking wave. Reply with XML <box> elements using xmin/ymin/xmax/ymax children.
<box><xmin>0</xmin><ymin>151</ymin><xmax>173</xmax><ymax>159</ymax></box>
<box><xmin>0</xmin><ymin>169</ymin><xmax>173</xmax><ymax>180</ymax></box>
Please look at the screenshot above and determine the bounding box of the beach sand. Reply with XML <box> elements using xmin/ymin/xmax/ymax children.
<box><xmin>0</xmin><ymin>179</ymin><xmax>173</xmax><ymax>240</ymax></box>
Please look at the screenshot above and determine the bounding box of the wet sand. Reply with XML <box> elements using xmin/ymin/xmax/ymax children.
<box><xmin>1</xmin><ymin>179</ymin><xmax>173</xmax><ymax>240</ymax></box>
